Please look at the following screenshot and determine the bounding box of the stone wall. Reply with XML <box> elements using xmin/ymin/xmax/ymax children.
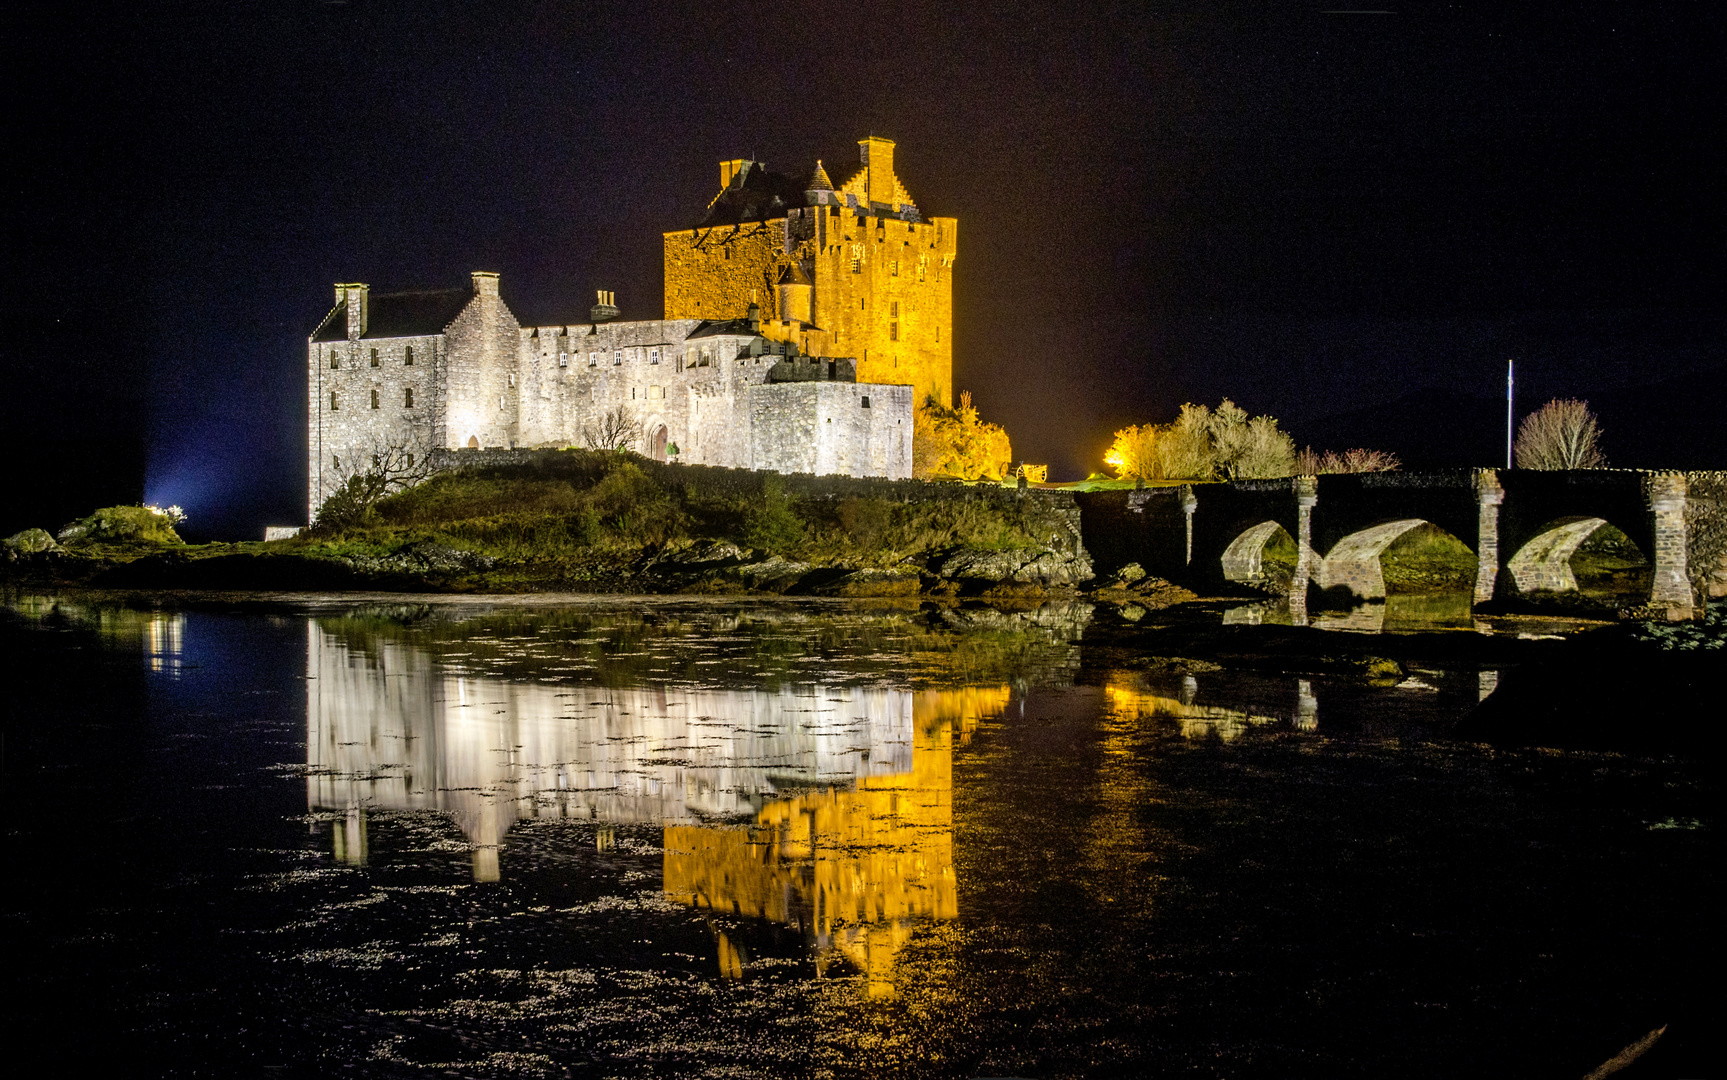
<box><xmin>1681</xmin><ymin>470</ymin><xmax>1727</xmax><ymax>601</ymax></box>
<box><xmin>305</xmin><ymin>318</ymin><xmax>444</xmax><ymax>522</ymax></box>
<box><xmin>442</xmin><ymin>272</ymin><xmax>521</xmax><ymax>452</ymax></box>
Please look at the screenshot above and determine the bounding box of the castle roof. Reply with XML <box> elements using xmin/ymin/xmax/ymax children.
<box><xmin>807</xmin><ymin>160</ymin><xmax>833</xmax><ymax>191</ymax></box>
<box><xmin>311</xmin><ymin>288</ymin><xmax>473</xmax><ymax>341</ymax></box>
<box><xmin>698</xmin><ymin>162</ymin><xmax>808</xmax><ymax>227</ymax></box>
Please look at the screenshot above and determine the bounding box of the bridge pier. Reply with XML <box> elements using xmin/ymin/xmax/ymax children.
<box><xmin>1648</xmin><ymin>473</ymin><xmax>1693</xmax><ymax>619</ymax></box>
<box><xmin>1474</xmin><ymin>469</ymin><xmax>1504</xmax><ymax>605</ymax></box>
<box><xmin>1290</xmin><ymin>476</ymin><xmax>1318</xmax><ymax>627</ymax></box>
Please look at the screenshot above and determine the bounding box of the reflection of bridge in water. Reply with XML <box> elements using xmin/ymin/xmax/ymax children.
<box><xmin>304</xmin><ymin>622</ymin><xmax>1007</xmax><ymax>995</ymax></box>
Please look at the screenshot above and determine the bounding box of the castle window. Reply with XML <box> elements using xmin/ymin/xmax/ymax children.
<box><xmin>631</xmin><ymin>387</ymin><xmax>636</xmax><ymax>400</ymax></box>
<box><xmin>589</xmin><ymin>352</ymin><xmax>599</xmax><ymax>366</ymax></box>
<box><xmin>329</xmin><ymin>352</ymin><xmax>339</xmax><ymax>370</ymax></box>
<box><xmin>370</xmin><ymin>389</ymin><xmax>380</xmax><ymax>409</ymax></box>
<box><xmin>404</xmin><ymin>387</ymin><xmax>414</xmax><ymax>407</ymax></box>
<box><xmin>370</xmin><ymin>349</ymin><xmax>379</xmax><ymax>367</ymax></box>
<box><xmin>862</xmin><ymin>396</ymin><xmax>871</xmax><ymax>409</ymax></box>
<box><xmin>614</xmin><ymin>351</ymin><xmax>622</xmax><ymax>365</ymax></box>
<box><xmin>890</xmin><ymin>301</ymin><xmax>899</xmax><ymax>317</ymax></box>
<box><xmin>650</xmin><ymin>348</ymin><xmax>660</xmax><ymax>365</ymax></box>
<box><xmin>850</xmin><ymin>243</ymin><xmax>863</xmax><ymax>273</ymax></box>
<box><xmin>330</xmin><ymin>392</ymin><xmax>339</xmax><ymax>411</ymax></box>
<box><xmin>890</xmin><ymin>322</ymin><xmax>898</xmax><ymax>342</ymax></box>
<box><xmin>935</xmin><ymin>326</ymin><xmax>940</xmax><ymax>342</ymax></box>
<box><xmin>507</xmin><ymin>373</ymin><xmax>514</xmax><ymax>387</ymax></box>
<box><xmin>405</xmin><ymin>345</ymin><xmax>414</xmax><ymax>365</ymax></box>
<box><xmin>890</xmin><ymin>259</ymin><xmax>899</xmax><ymax>277</ymax></box>
<box><xmin>559</xmin><ymin>351</ymin><xmax>568</xmax><ymax>367</ymax></box>
<box><xmin>332</xmin><ymin>455</ymin><xmax>340</xmax><ymax>469</ymax></box>
<box><xmin>917</xmin><ymin>256</ymin><xmax>927</xmax><ymax>282</ymax></box>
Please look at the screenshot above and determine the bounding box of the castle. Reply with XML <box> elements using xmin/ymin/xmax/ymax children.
<box><xmin>306</xmin><ymin>136</ymin><xmax>954</xmax><ymax>522</ymax></box>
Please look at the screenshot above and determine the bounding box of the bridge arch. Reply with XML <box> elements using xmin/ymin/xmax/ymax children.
<box><xmin>1505</xmin><ymin>517</ymin><xmax>1648</xmax><ymax>597</ymax></box>
<box><xmin>1317</xmin><ymin>519</ymin><xmax>1477</xmax><ymax>600</ymax></box>
<box><xmin>1221</xmin><ymin>521</ymin><xmax>1299</xmax><ymax>593</ymax></box>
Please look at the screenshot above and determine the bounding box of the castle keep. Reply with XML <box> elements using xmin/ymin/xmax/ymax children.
<box><xmin>306</xmin><ymin>136</ymin><xmax>950</xmax><ymax>521</ymax></box>
<box><xmin>664</xmin><ymin>137</ymin><xmax>956</xmax><ymax>410</ymax></box>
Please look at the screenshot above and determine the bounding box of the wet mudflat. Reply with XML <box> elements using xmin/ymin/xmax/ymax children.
<box><xmin>2</xmin><ymin>595</ymin><xmax>1712</xmax><ymax>1078</ymax></box>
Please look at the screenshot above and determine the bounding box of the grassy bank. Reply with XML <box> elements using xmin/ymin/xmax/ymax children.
<box><xmin>9</xmin><ymin>451</ymin><xmax>1095</xmax><ymax>595</ymax></box>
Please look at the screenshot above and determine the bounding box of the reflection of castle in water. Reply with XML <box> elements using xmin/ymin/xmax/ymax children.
<box><xmin>305</xmin><ymin>621</ymin><xmax>1005</xmax><ymax>994</ymax></box>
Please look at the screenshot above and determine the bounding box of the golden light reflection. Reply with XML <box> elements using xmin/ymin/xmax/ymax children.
<box><xmin>1103</xmin><ymin>672</ymin><xmax>1288</xmax><ymax>740</ymax></box>
<box><xmin>664</xmin><ymin>686</ymin><xmax>1007</xmax><ymax>998</ymax></box>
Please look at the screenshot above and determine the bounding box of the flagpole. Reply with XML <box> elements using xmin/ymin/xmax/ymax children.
<box><xmin>1505</xmin><ymin>358</ymin><xmax>1514</xmax><ymax>469</ymax></box>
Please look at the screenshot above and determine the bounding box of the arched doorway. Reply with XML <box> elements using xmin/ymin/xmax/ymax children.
<box><xmin>649</xmin><ymin>425</ymin><xmax>668</xmax><ymax>462</ymax></box>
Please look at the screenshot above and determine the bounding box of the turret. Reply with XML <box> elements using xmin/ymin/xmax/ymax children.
<box><xmin>776</xmin><ymin>263</ymin><xmax>812</xmax><ymax>327</ymax></box>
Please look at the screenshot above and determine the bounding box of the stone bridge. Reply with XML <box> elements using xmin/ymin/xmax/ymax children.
<box><xmin>1077</xmin><ymin>470</ymin><xmax>1725</xmax><ymax>621</ymax></box>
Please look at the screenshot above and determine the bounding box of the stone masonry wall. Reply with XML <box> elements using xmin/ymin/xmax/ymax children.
<box><xmin>1682</xmin><ymin>470</ymin><xmax>1727</xmax><ymax>601</ymax></box>
<box><xmin>442</xmin><ymin>274</ymin><xmax>522</xmax><ymax>451</ymax></box>
<box><xmin>306</xmin><ymin>326</ymin><xmax>443</xmax><ymax>522</ymax></box>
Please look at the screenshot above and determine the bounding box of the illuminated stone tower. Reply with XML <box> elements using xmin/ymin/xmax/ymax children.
<box><xmin>663</xmin><ymin>136</ymin><xmax>958</xmax><ymax>408</ymax></box>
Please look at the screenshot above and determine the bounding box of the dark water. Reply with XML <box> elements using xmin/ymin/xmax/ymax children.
<box><xmin>3</xmin><ymin>595</ymin><xmax>1712</xmax><ymax>1078</ymax></box>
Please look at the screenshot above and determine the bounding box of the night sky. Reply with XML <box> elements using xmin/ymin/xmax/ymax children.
<box><xmin>7</xmin><ymin>1</ymin><xmax>1723</xmax><ymax>539</ymax></box>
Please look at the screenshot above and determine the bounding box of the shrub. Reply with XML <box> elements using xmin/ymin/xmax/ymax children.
<box><xmin>1297</xmin><ymin>447</ymin><xmax>1402</xmax><ymax>474</ymax></box>
<box><xmin>914</xmin><ymin>392</ymin><xmax>1014</xmax><ymax>480</ymax></box>
<box><xmin>1514</xmin><ymin>399</ymin><xmax>1607</xmax><ymax>470</ymax></box>
<box><xmin>1104</xmin><ymin>399</ymin><xmax>1295</xmax><ymax>481</ymax></box>
<box><xmin>837</xmin><ymin>497</ymin><xmax>893</xmax><ymax>550</ymax></box>
<box><xmin>742</xmin><ymin>478</ymin><xmax>806</xmax><ymax>552</ymax></box>
<box><xmin>56</xmin><ymin>505</ymin><xmax>185</xmax><ymax>546</ymax></box>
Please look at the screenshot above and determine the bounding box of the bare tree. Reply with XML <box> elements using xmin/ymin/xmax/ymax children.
<box><xmin>1298</xmin><ymin>447</ymin><xmax>1402</xmax><ymax>474</ymax></box>
<box><xmin>1514</xmin><ymin>399</ymin><xmax>1606</xmax><ymax>470</ymax></box>
<box><xmin>314</xmin><ymin>435</ymin><xmax>435</xmax><ymax>531</ymax></box>
<box><xmin>582</xmin><ymin>405</ymin><xmax>643</xmax><ymax>452</ymax></box>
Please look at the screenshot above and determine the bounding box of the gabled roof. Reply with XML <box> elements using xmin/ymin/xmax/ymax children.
<box><xmin>685</xmin><ymin>318</ymin><xmax>760</xmax><ymax>339</ymax></box>
<box><xmin>311</xmin><ymin>288</ymin><xmax>472</xmax><ymax>342</ymax></box>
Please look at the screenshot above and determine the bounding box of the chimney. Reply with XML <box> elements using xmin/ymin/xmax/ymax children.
<box><xmin>719</xmin><ymin>158</ymin><xmax>751</xmax><ymax>190</ymax></box>
<box><xmin>858</xmin><ymin>136</ymin><xmax>896</xmax><ymax>207</ymax></box>
<box><xmin>471</xmin><ymin>271</ymin><xmax>500</xmax><ymax>298</ymax></box>
<box><xmin>337</xmin><ymin>283</ymin><xmax>369</xmax><ymax>339</ymax></box>
<box><xmin>747</xmin><ymin>301</ymin><xmax>761</xmax><ymax>333</ymax></box>
<box><xmin>591</xmin><ymin>289</ymin><xmax>619</xmax><ymax>323</ymax></box>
